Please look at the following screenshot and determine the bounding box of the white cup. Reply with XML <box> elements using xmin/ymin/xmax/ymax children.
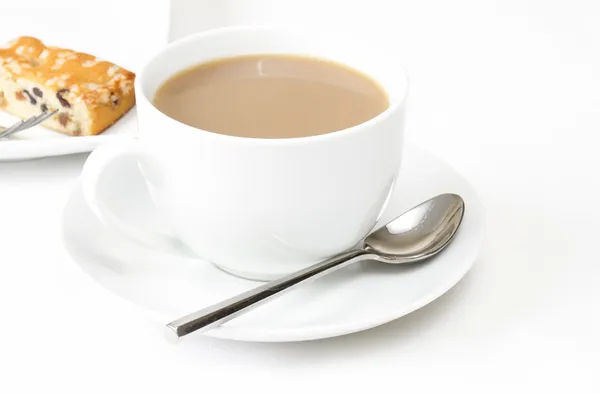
<box><xmin>81</xmin><ymin>25</ymin><xmax>408</xmax><ymax>281</ymax></box>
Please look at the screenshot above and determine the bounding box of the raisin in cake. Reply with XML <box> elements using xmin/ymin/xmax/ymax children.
<box><xmin>0</xmin><ymin>36</ymin><xmax>135</xmax><ymax>136</ymax></box>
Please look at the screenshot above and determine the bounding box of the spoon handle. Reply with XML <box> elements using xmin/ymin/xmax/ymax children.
<box><xmin>165</xmin><ymin>249</ymin><xmax>371</xmax><ymax>342</ymax></box>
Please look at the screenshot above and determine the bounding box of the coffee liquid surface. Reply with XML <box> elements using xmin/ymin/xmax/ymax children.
<box><xmin>153</xmin><ymin>54</ymin><xmax>389</xmax><ymax>138</ymax></box>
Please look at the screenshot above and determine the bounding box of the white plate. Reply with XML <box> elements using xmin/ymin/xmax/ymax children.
<box><xmin>0</xmin><ymin>109</ymin><xmax>137</xmax><ymax>162</ymax></box>
<box><xmin>61</xmin><ymin>144</ymin><xmax>485</xmax><ymax>342</ymax></box>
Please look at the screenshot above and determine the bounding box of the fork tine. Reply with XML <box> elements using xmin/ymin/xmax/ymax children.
<box><xmin>30</xmin><ymin>109</ymin><xmax>58</xmax><ymax>126</ymax></box>
<box><xmin>20</xmin><ymin>114</ymin><xmax>42</xmax><ymax>128</ymax></box>
<box><xmin>11</xmin><ymin>117</ymin><xmax>37</xmax><ymax>132</ymax></box>
<box><xmin>23</xmin><ymin>111</ymin><xmax>52</xmax><ymax>130</ymax></box>
<box><xmin>0</xmin><ymin>122</ymin><xmax>21</xmax><ymax>135</ymax></box>
<box><xmin>0</xmin><ymin>109</ymin><xmax>58</xmax><ymax>139</ymax></box>
<box><xmin>0</xmin><ymin>119</ymin><xmax>35</xmax><ymax>139</ymax></box>
<box><xmin>0</xmin><ymin>120</ymin><xmax>26</xmax><ymax>138</ymax></box>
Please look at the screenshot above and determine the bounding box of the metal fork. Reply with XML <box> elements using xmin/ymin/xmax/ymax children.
<box><xmin>0</xmin><ymin>109</ymin><xmax>59</xmax><ymax>139</ymax></box>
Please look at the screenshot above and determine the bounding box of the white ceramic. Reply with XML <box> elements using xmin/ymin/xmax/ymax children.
<box><xmin>0</xmin><ymin>110</ymin><xmax>136</xmax><ymax>161</ymax></box>
<box><xmin>63</xmin><ymin>145</ymin><xmax>485</xmax><ymax>342</ymax></box>
<box><xmin>80</xmin><ymin>25</ymin><xmax>409</xmax><ymax>281</ymax></box>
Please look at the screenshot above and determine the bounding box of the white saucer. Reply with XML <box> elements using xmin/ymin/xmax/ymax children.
<box><xmin>61</xmin><ymin>144</ymin><xmax>485</xmax><ymax>342</ymax></box>
<box><xmin>0</xmin><ymin>108</ymin><xmax>137</xmax><ymax>162</ymax></box>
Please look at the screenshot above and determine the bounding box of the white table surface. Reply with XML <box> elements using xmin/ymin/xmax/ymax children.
<box><xmin>1</xmin><ymin>0</ymin><xmax>599</xmax><ymax>391</ymax></box>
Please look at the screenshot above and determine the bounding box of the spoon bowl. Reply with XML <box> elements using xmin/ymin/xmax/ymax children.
<box><xmin>165</xmin><ymin>193</ymin><xmax>465</xmax><ymax>343</ymax></box>
<box><xmin>365</xmin><ymin>193</ymin><xmax>465</xmax><ymax>263</ymax></box>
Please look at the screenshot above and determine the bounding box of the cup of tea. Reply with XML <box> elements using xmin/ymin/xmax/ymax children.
<box><xmin>81</xmin><ymin>25</ymin><xmax>408</xmax><ymax>281</ymax></box>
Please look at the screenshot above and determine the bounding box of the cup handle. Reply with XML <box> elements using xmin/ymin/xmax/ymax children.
<box><xmin>81</xmin><ymin>141</ymin><xmax>177</xmax><ymax>251</ymax></box>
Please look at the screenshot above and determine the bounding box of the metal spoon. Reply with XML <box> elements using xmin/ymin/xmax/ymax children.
<box><xmin>165</xmin><ymin>193</ymin><xmax>465</xmax><ymax>343</ymax></box>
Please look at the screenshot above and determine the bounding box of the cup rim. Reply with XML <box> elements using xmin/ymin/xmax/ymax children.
<box><xmin>136</xmin><ymin>25</ymin><xmax>409</xmax><ymax>145</ymax></box>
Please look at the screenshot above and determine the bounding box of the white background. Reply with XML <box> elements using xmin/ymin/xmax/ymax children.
<box><xmin>1</xmin><ymin>0</ymin><xmax>599</xmax><ymax>392</ymax></box>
